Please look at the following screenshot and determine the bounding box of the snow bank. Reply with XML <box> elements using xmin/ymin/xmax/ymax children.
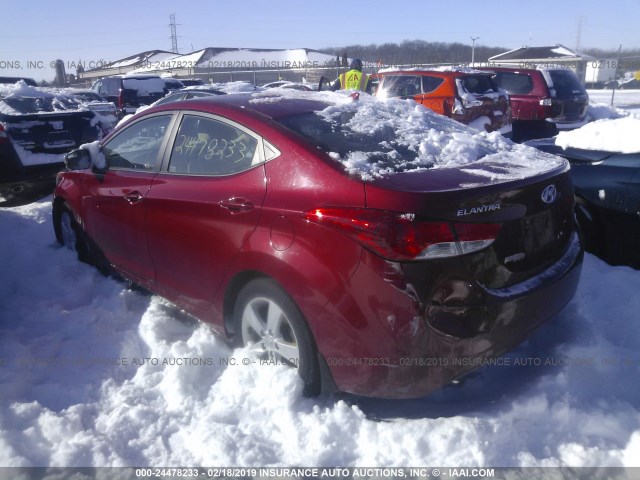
<box><xmin>556</xmin><ymin>117</ymin><xmax>640</xmax><ymax>153</ymax></box>
<box><xmin>1</xmin><ymin>199</ymin><xmax>640</xmax><ymax>468</ymax></box>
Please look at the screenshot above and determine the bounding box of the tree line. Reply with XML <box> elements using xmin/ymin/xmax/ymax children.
<box><xmin>321</xmin><ymin>40</ymin><xmax>640</xmax><ymax>70</ymax></box>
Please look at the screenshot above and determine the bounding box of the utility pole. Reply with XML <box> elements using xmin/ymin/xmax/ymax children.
<box><xmin>169</xmin><ymin>13</ymin><xmax>179</xmax><ymax>54</ymax></box>
<box><xmin>611</xmin><ymin>44</ymin><xmax>622</xmax><ymax>107</ymax></box>
<box><xmin>576</xmin><ymin>16</ymin><xmax>584</xmax><ymax>51</ymax></box>
<box><xmin>470</xmin><ymin>36</ymin><xmax>480</xmax><ymax>65</ymax></box>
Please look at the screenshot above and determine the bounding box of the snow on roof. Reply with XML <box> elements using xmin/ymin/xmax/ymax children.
<box><xmin>489</xmin><ymin>44</ymin><xmax>593</xmax><ymax>62</ymax></box>
<box><xmin>0</xmin><ymin>81</ymin><xmax>89</xmax><ymax>115</ymax></box>
<box><xmin>100</xmin><ymin>50</ymin><xmax>176</xmax><ymax>69</ymax></box>
<box><xmin>131</xmin><ymin>48</ymin><xmax>338</xmax><ymax>74</ymax></box>
<box><xmin>556</xmin><ymin>116</ymin><xmax>640</xmax><ymax>153</ymax></box>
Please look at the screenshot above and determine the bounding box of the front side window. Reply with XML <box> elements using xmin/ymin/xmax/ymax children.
<box><xmin>168</xmin><ymin>115</ymin><xmax>259</xmax><ymax>175</ymax></box>
<box><xmin>103</xmin><ymin>115</ymin><xmax>172</xmax><ymax>171</ymax></box>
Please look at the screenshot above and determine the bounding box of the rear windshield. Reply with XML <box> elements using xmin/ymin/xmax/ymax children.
<box><xmin>492</xmin><ymin>72</ymin><xmax>534</xmax><ymax>94</ymax></box>
<box><xmin>276</xmin><ymin>110</ymin><xmax>495</xmax><ymax>176</ymax></box>
<box><xmin>548</xmin><ymin>70</ymin><xmax>586</xmax><ymax>97</ymax></box>
<box><xmin>122</xmin><ymin>77</ymin><xmax>167</xmax><ymax>95</ymax></box>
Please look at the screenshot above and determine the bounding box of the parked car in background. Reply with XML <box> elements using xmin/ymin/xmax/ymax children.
<box><xmin>91</xmin><ymin>74</ymin><xmax>168</xmax><ymax>119</ymax></box>
<box><xmin>179</xmin><ymin>78</ymin><xmax>205</xmax><ymax>87</ymax></box>
<box><xmin>527</xmin><ymin>118</ymin><xmax>640</xmax><ymax>268</ymax></box>
<box><xmin>0</xmin><ymin>76</ymin><xmax>37</xmax><ymax>87</ymax></box>
<box><xmin>53</xmin><ymin>92</ymin><xmax>582</xmax><ymax>398</ymax></box>
<box><xmin>163</xmin><ymin>77</ymin><xmax>185</xmax><ymax>92</ymax></box>
<box><xmin>65</xmin><ymin>90</ymin><xmax>116</xmax><ymax>116</ymax></box>
<box><xmin>64</xmin><ymin>90</ymin><xmax>117</xmax><ymax>136</ymax></box>
<box><xmin>478</xmin><ymin>67</ymin><xmax>589</xmax><ymax>142</ymax></box>
<box><xmin>152</xmin><ymin>87</ymin><xmax>226</xmax><ymax>106</ymax></box>
<box><xmin>1</xmin><ymin>83</ymin><xmax>101</xmax><ymax>205</ymax></box>
<box><xmin>262</xmin><ymin>81</ymin><xmax>312</xmax><ymax>91</ymax></box>
<box><xmin>375</xmin><ymin>69</ymin><xmax>512</xmax><ymax>135</ymax></box>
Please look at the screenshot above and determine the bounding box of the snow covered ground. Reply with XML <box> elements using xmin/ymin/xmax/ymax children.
<box><xmin>2</xmin><ymin>104</ymin><xmax>640</xmax><ymax>469</ymax></box>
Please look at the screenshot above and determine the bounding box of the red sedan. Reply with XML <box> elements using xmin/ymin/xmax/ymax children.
<box><xmin>53</xmin><ymin>92</ymin><xmax>582</xmax><ymax>398</ymax></box>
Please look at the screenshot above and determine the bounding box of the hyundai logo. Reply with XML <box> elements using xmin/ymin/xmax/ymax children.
<box><xmin>541</xmin><ymin>184</ymin><xmax>557</xmax><ymax>204</ymax></box>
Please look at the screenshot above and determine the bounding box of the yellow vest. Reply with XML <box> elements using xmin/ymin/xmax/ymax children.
<box><xmin>340</xmin><ymin>70</ymin><xmax>369</xmax><ymax>91</ymax></box>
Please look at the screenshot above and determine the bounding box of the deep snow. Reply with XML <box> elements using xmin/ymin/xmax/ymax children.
<box><xmin>1</xmin><ymin>98</ymin><xmax>640</xmax><ymax>469</ymax></box>
<box><xmin>2</xmin><ymin>197</ymin><xmax>640</xmax><ymax>468</ymax></box>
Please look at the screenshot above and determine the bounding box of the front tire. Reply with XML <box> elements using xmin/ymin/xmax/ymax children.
<box><xmin>234</xmin><ymin>278</ymin><xmax>321</xmax><ymax>396</ymax></box>
<box><xmin>54</xmin><ymin>204</ymin><xmax>91</xmax><ymax>263</ymax></box>
<box><xmin>53</xmin><ymin>203</ymin><xmax>111</xmax><ymax>274</ymax></box>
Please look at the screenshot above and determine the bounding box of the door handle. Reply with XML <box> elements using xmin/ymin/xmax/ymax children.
<box><xmin>124</xmin><ymin>191</ymin><xmax>143</xmax><ymax>204</ymax></box>
<box><xmin>219</xmin><ymin>197</ymin><xmax>254</xmax><ymax>214</ymax></box>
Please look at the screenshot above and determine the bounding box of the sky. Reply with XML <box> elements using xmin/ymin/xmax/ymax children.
<box><xmin>1</xmin><ymin>0</ymin><xmax>639</xmax><ymax>82</ymax></box>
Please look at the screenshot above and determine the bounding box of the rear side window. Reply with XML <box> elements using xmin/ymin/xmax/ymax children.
<box><xmin>493</xmin><ymin>72</ymin><xmax>534</xmax><ymax>94</ymax></box>
<box><xmin>459</xmin><ymin>75</ymin><xmax>497</xmax><ymax>94</ymax></box>
<box><xmin>168</xmin><ymin>115</ymin><xmax>260</xmax><ymax>175</ymax></box>
<box><xmin>380</xmin><ymin>75</ymin><xmax>423</xmax><ymax>98</ymax></box>
<box><xmin>421</xmin><ymin>76</ymin><xmax>444</xmax><ymax>93</ymax></box>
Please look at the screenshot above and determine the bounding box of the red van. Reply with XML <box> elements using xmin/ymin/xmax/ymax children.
<box><xmin>477</xmin><ymin>67</ymin><xmax>589</xmax><ymax>141</ymax></box>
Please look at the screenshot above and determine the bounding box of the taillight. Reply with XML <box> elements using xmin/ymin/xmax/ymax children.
<box><xmin>118</xmin><ymin>89</ymin><xmax>125</xmax><ymax>109</ymax></box>
<box><xmin>303</xmin><ymin>208</ymin><xmax>501</xmax><ymax>261</ymax></box>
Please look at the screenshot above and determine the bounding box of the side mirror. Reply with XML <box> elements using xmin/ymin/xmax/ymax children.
<box><xmin>64</xmin><ymin>149</ymin><xmax>91</xmax><ymax>170</ymax></box>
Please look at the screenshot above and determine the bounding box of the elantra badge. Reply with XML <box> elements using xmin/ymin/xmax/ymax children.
<box><xmin>541</xmin><ymin>185</ymin><xmax>557</xmax><ymax>204</ymax></box>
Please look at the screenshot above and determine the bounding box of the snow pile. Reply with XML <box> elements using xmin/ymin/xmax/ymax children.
<box><xmin>0</xmin><ymin>81</ymin><xmax>87</xmax><ymax>116</ymax></box>
<box><xmin>556</xmin><ymin>117</ymin><xmax>640</xmax><ymax>153</ymax></box>
<box><xmin>209</xmin><ymin>81</ymin><xmax>260</xmax><ymax>94</ymax></box>
<box><xmin>307</xmin><ymin>92</ymin><xmax>563</xmax><ymax>181</ymax></box>
<box><xmin>1</xmin><ymin>198</ymin><xmax>640</xmax><ymax>468</ymax></box>
<box><xmin>11</xmin><ymin>144</ymin><xmax>64</xmax><ymax>168</ymax></box>
<box><xmin>587</xmin><ymin>103</ymin><xmax>628</xmax><ymax>121</ymax></box>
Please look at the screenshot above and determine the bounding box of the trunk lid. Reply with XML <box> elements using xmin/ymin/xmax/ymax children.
<box><xmin>365</xmin><ymin>162</ymin><xmax>575</xmax><ymax>288</ymax></box>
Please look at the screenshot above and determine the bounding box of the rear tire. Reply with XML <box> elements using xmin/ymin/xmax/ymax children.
<box><xmin>234</xmin><ymin>278</ymin><xmax>321</xmax><ymax>396</ymax></box>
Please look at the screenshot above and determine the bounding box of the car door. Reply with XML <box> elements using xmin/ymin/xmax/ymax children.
<box><xmin>144</xmin><ymin>113</ymin><xmax>268</xmax><ymax>317</ymax></box>
<box><xmin>82</xmin><ymin>113</ymin><xmax>175</xmax><ymax>285</ymax></box>
<box><xmin>417</xmin><ymin>75</ymin><xmax>447</xmax><ymax>114</ymax></box>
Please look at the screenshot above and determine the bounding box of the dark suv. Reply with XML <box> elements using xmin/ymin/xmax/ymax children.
<box><xmin>478</xmin><ymin>67</ymin><xmax>589</xmax><ymax>141</ymax></box>
<box><xmin>91</xmin><ymin>75</ymin><xmax>168</xmax><ymax>118</ymax></box>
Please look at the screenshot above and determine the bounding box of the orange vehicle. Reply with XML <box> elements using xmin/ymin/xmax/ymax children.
<box><xmin>375</xmin><ymin>69</ymin><xmax>512</xmax><ymax>135</ymax></box>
